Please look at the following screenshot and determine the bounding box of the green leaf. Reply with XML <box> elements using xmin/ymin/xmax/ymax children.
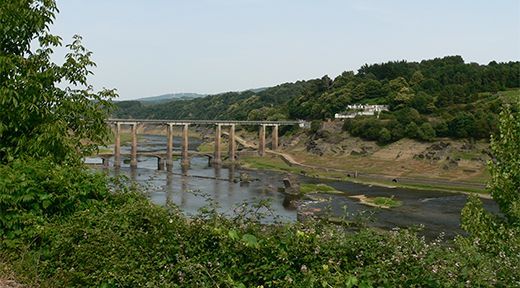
<box><xmin>228</xmin><ymin>229</ymin><xmax>239</xmax><ymax>241</ymax></box>
<box><xmin>345</xmin><ymin>275</ymin><xmax>358</xmax><ymax>288</ymax></box>
<box><xmin>241</xmin><ymin>234</ymin><xmax>258</xmax><ymax>247</ymax></box>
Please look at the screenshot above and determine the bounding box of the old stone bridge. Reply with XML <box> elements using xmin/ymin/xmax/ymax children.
<box><xmin>103</xmin><ymin>118</ymin><xmax>307</xmax><ymax>171</ymax></box>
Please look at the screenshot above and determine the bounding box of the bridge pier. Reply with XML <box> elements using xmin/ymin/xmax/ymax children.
<box><xmin>181</xmin><ymin>124</ymin><xmax>190</xmax><ymax>168</ymax></box>
<box><xmin>130</xmin><ymin>123</ymin><xmax>138</xmax><ymax>168</ymax></box>
<box><xmin>166</xmin><ymin>124</ymin><xmax>174</xmax><ymax>171</ymax></box>
<box><xmin>272</xmin><ymin>124</ymin><xmax>279</xmax><ymax>150</ymax></box>
<box><xmin>114</xmin><ymin>122</ymin><xmax>121</xmax><ymax>167</ymax></box>
<box><xmin>228</xmin><ymin>124</ymin><xmax>236</xmax><ymax>162</ymax></box>
<box><xmin>259</xmin><ymin>124</ymin><xmax>266</xmax><ymax>156</ymax></box>
<box><xmin>213</xmin><ymin>124</ymin><xmax>222</xmax><ymax>165</ymax></box>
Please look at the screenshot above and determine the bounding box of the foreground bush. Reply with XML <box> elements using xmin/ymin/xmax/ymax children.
<box><xmin>0</xmin><ymin>159</ymin><xmax>110</xmax><ymax>247</ymax></box>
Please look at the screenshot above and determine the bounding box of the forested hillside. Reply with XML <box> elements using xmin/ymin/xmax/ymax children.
<box><xmin>114</xmin><ymin>56</ymin><xmax>519</xmax><ymax>142</ymax></box>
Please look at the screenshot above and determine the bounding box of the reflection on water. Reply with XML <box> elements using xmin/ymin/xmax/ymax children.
<box><xmin>97</xmin><ymin>153</ymin><xmax>296</xmax><ymax>222</ymax></box>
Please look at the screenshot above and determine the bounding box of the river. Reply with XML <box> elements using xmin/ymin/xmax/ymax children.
<box><xmin>86</xmin><ymin>134</ymin><xmax>499</xmax><ymax>239</ymax></box>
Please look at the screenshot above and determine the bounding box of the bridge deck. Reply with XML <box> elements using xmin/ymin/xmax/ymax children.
<box><xmin>107</xmin><ymin>118</ymin><xmax>302</xmax><ymax>126</ymax></box>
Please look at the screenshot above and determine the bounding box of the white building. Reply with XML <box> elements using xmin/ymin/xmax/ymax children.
<box><xmin>334</xmin><ymin>105</ymin><xmax>389</xmax><ymax>119</ymax></box>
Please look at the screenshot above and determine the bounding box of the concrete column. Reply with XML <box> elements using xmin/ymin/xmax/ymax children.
<box><xmin>130</xmin><ymin>123</ymin><xmax>138</xmax><ymax>168</ymax></box>
<box><xmin>102</xmin><ymin>157</ymin><xmax>109</xmax><ymax>168</ymax></box>
<box><xmin>114</xmin><ymin>123</ymin><xmax>121</xmax><ymax>167</ymax></box>
<box><xmin>166</xmin><ymin>124</ymin><xmax>174</xmax><ymax>171</ymax></box>
<box><xmin>272</xmin><ymin>125</ymin><xmax>279</xmax><ymax>150</ymax></box>
<box><xmin>165</xmin><ymin>173</ymin><xmax>173</xmax><ymax>204</ymax></box>
<box><xmin>228</xmin><ymin>163</ymin><xmax>235</xmax><ymax>183</ymax></box>
<box><xmin>157</xmin><ymin>157</ymin><xmax>165</xmax><ymax>170</ymax></box>
<box><xmin>130</xmin><ymin>165</ymin><xmax>137</xmax><ymax>181</ymax></box>
<box><xmin>258</xmin><ymin>124</ymin><xmax>266</xmax><ymax>156</ymax></box>
<box><xmin>181</xmin><ymin>124</ymin><xmax>190</xmax><ymax>168</ymax></box>
<box><xmin>213</xmin><ymin>124</ymin><xmax>222</xmax><ymax>165</ymax></box>
<box><xmin>228</xmin><ymin>124</ymin><xmax>236</xmax><ymax>162</ymax></box>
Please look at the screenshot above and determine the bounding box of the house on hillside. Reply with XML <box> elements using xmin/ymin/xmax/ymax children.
<box><xmin>334</xmin><ymin>104</ymin><xmax>389</xmax><ymax>119</ymax></box>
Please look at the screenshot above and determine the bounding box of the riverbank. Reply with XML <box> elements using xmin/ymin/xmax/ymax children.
<box><xmin>238</xmin><ymin>153</ymin><xmax>491</xmax><ymax>198</ymax></box>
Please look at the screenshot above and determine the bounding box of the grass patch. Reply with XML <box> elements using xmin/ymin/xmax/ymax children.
<box><xmin>97</xmin><ymin>147</ymin><xmax>113</xmax><ymax>154</ymax></box>
<box><xmin>371</xmin><ymin>196</ymin><xmax>402</xmax><ymax>208</ymax></box>
<box><xmin>197</xmin><ymin>142</ymin><xmax>214</xmax><ymax>153</ymax></box>
<box><xmin>300</xmin><ymin>183</ymin><xmax>338</xmax><ymax>194</ymax></box>
<box><xmin>240</xmin><ymin>155</ymin><xmax>303</xmax><ymax>174</ymax></box>
<box><xmin>198</xmin><ymin>141</ymin><xmax>229</xmax><ymax>153</ymax></box>
<box><xmin>451</xmin><ymin>150</ymin><xmax>482</xmax><ymax>161</ymax></box>
<box><xmin>396</xmin><ymin>182</ymin><xmax>487</xmax><ymax>195</ymax></box>
<box><xmin>498</xmin><ymin>88</ymin><xmax>520</xmax><ymax>100</ymax></box>
<box><xmin>349</xmin><ymin>195</ymin><xmax>402</xmax><ymax>208</ymax></box>
<box><xmin>107</xmin><ymin>131</ymin><xmax>138</xmax><ymax>144</ymax></box>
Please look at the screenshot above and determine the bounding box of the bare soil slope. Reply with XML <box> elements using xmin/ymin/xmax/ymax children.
<box><xmin>279</xmin><ymin>121</ymin><xmax>490</xmax><ymax>184</ymax></box>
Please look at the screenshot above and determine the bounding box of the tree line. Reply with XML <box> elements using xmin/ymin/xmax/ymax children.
<box><xmin>114</xmin><ymin>56</ymin><xmax>519</xmax><ymax>143</ymax></box>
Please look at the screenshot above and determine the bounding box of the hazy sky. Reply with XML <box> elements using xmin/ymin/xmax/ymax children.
<box><xmin>51</xmin><ymin>0</ymin><xmax>520</xmax><ymax>100</ymax></box>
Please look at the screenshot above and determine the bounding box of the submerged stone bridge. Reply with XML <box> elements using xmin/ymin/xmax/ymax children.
<box><xmin>105</xmin><ymin>118</ymin><xmax>306</xmax><ymax>171</ymax></box>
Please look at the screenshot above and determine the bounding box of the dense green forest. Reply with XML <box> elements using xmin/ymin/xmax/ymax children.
<box><xmin>114</xmin><ymin>57</ymin><xmax>519</xmax><ymax>143</ymax></box>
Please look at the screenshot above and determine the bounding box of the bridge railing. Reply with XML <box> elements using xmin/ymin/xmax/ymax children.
<box><xmin>107</xmin><ymin>118</ymin><xmax>305</xmax><ymax>126</ymax></box>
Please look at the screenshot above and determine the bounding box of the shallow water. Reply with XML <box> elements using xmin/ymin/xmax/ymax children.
<box><xmin>300</xmin><ymin>179</ymin><xmax>499</xmax><ymax>238</ymax></box>
<box><xmin>109</xmin><ymin>159</ymin><xmax>296</xmax><ymax>223</ymax></box>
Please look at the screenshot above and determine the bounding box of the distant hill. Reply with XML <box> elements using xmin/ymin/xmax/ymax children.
<box><xmin>136</xmin><ymin>93</ymin><xmax>207</xmax><ymax>104</ymax></box>
<box><xmin>135</xmin><ymin>88</ymin><xmax>267</xmax><ymax>104</ymax></box>
<box><xmin>245</xmin><ymin>87</ymin><xmax>268</xmax><ymax>93</ymax></box>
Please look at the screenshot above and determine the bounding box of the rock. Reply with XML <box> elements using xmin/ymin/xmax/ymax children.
<box><xmin>282</xmin><ymin>176</ymin><xmax>300</xmax><ymax>195</ymax></box>
<box><xmin>461</xmin><ymin>141</ymin><xmax>475</xmax><ymax>150</ymax></box>
<box><xmin>239</xmin><ymin>172</ymin><xmax>251</xmax><ymax>183</ymax></box>
<box><xmin>350</xmin><ymin>146</ymin><xmax>371</xmax><ymax>156</ymax></box>
<box><xmin>282</xmin><ymin>195</ymin><xmax>299</xmax><ymax>209</ymax></box>
<box><xmin>431</xmin><ymin>141</ymin><xmax>450</xmax><ymax>151</ymax></box>
<box><xmin>306</xmin><ymin>140</ymin><xmax>325</xmax><ymax>156</ymax></box>
<box><xmin>315</xmin><ymin>130</ymin><xmax>331</xmax><ymax>139</ymax></box>
<box><xmin>442</xmin><ymin>159</ymin><xmax>459</xmax><ymax>170</ymax></box>
<box><xmin>330</xmin><ymin>146</ymin><xmax>343</xmax><ymax>154</ymax></box>
<box><xmin>361</xmin><ymin>145</ymin><xmax>373</xmax><ymax>152</ymax></box>
<box><xmin>414</xmin><ymin>141</ymin><xmax>451</xmax><ymax>161</ymax></box>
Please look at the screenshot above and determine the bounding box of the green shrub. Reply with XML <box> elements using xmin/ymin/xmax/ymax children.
<box><xmin>0</xmin><ymin>159</ymin><xmax>110</xmax><ymax>245</ymax></box>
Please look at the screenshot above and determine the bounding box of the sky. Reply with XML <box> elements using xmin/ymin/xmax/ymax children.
<box><xmin>51</xmin><ymin>0</ymin><xmax>520</xmax><ymax>100</ymax></box>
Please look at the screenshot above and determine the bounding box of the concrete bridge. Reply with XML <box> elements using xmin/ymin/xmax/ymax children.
<box><xmin>106</xmin><ymin>118</ymin><xmax>306</xmax><ymax>171</ymax></box>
